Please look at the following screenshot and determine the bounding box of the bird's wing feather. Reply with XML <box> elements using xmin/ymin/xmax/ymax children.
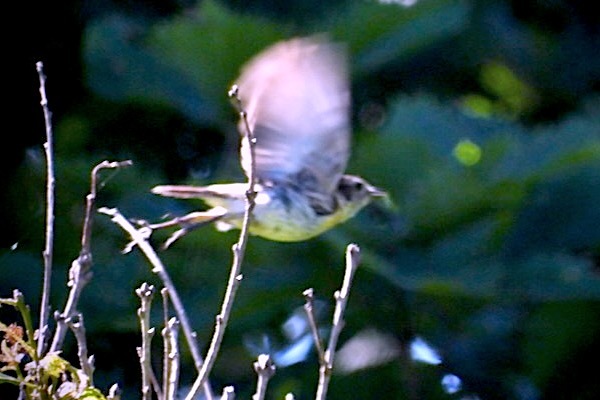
<box><xmin>235</xmin><ymin>36</ymin><xmax>350</xmax><ymax>195</ymax></box>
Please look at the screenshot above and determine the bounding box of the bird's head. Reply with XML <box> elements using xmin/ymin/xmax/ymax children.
<box><xmin>336</xmin><ymin>175</ymin><xmax>387</xmax><ymax>218</ymax></box>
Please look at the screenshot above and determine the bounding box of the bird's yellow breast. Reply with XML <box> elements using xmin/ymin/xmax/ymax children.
<box><xmin>204</xmin><ymin>186</ymin><xmax>354</xmax><ymax>242</ymax></box>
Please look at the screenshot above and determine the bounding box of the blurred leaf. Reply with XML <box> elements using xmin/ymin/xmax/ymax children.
<box><xmin>329</xmin><ymin>0</ymin><xmax>471</xmax><ymax>74</ymax></box>
<box><xmin>502</xmin><ymin>252</ymin><xmax>600</xmax><ymax>301</ymax></box>
<box><xmin>479</xmin><ymin>61</ymin><xmax>538</xmax><ymax>117</ymax></box>
<box><xmin>149</xmin><ymin>0</ymin><xmax>289</xmax><ymax>111</ymax></box>
<box><xmin>340</xmin><ymin>95</ymin><xmax>600</xmax><ymax>300</ymax></box>
<box><xmin>84</xmin><ymin>15</ymin><xmax>215</xmax><ymax>124</ymax></box>
<box><xmin>504</xmin><ymin>165</ymin><xmax>600</xmax><ymax>257</ymax></box>
<box><xmin>84</xmin><ymin>0</ymin><xmax>289</xmax><ymax>126</ymax></box>
<box><xmin>523</xmin><ymin>302</ymin><xmax>600</xmax><ymax>387</ymax></box>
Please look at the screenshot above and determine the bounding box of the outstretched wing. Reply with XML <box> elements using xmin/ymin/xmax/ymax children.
<box><xmin>235</xmin><ymin>36</ymin><xmax>350</xmax><ymax>196</ymax></box>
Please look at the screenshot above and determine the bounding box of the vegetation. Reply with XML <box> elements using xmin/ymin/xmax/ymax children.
<box><xmin>2</xmin><ymin>0</ymin><xmax>599</xmax><ymax>398</ymax></box>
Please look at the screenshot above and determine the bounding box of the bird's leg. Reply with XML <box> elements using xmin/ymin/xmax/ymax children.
<box><xmin>145</xmin><ymin>207</ymin><xmax>228</xmax><ymax>248</ymax></box>
<box><xmin>148</xmin><ymin>207</ymin><xmax>228</xmax><ymax>229</ymax></box>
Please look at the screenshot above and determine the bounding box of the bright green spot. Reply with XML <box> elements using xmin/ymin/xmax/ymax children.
<box><xmin>453</xmin><ymin>139</ymin><xmax>482</xmax><ymax>166</ymax></box>
<box><xmin>480</xmin><ymin>61</ymin><xmax>536</xmax><ymax>116</ymax></box>
<box><xmin>462</xmin><ymin>94</ymin><xmax>494</xmax><ymax>118</ymax></box>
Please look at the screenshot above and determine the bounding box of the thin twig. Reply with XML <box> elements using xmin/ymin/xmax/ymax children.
<box><xmin>303</xmin><ymin>288</ymin><xmax>325</xmax><ymax>364</ymax></box>
<box><xmin>107</xmin><ymin>384</ymin><xmax>122</xmax><ymax>400</ymax></box>
<box><xmin>99</xmin><ymin>207</ymin><xmax>214</xmax><ymax>400</ymax></box>
<box><xmin>36</xmin><ymin>61</ymin><xmax>55</xmax><ymax>357</ymax></box>
<box><xmin>50</xmin><ymin>160</ymin><xmax>132</xmax><ymax>353</ymax></box>
<box><xmin>85</xmin><ymin>160</ymin><xmax>132</xmax><ymax>252</ymax></box>
<box><xmin>184</xmin><ymin>85</ymin><xmax>258</xmax><ymax>400</ymax></box>
<box><xmin>252</xmin><ymin>354</ymin><xmax>276</xmax><ymax>400</ymax></box>
<box><xmin>136</xmin><ymin>283</ymin><xmax>160</xmax><ymax>400</ymax></box>
<box><xmin>162</xmin><ymin>288</ymin><xmax>180</xmax><ymax>400</ymax></box>
<box><xmin>162</xmin><ymin>317</ymin><xmax>180</xmax><ymax>400</ymax></box>
<box><xmin>66</xmin><ymin>313</ymin><xmax>95</xmax><ymax>385</ymax></box>
<box><xmin>220</xmin><ymin>386</ymin><xmax>235</xmax><ymax>400</ymax></box>
<box><xmin>315</xmin><ymin>244</ymin><xmax>361</xmax><ymax>400</ymax></box>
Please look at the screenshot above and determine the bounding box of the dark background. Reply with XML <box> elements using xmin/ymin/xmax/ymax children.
<box><xmin>2</xmin><ymin>0</ymin><xmax>600</xmax><ymax>399</ymax></box>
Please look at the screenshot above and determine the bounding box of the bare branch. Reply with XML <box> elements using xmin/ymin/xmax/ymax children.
<box><xmin>220</xmin><ymin>386</ymin><xmax>236</xmax><ymax>400</ymax></box>
<box><xmin>162</xmin><ymin>289</ymin><xmax>181</xmax><ymax>400</ymax></box>
<box><xmin>99</xmin><ymin>207</ymin><xmax>214</xmax><ymax>400</ymax></box>
<box><xmin>184</xmin><ymin>85</ymin><xmax>258</xmax><ymax>400</ymax></box>
<box><xmin>66</xmin><ymin>313</ymin><xmax>95</xmax><ymax>384</ymax></box>
<box><xmin>303</xmin><ymin>288</ymin><xmax>325</xmax><ymax>364</ymax></box>
<box><xmin>252</xmin><ymin>354</ymin><xmax>276</xmax><ymax>400</ymax></box>
<box><xmin>136</xmin><ymin>283</ymin><xmax>161</xmax><ymax>400</ymax></box>
<box><xmin>315</xmin><ymin>244</ymin><xmax>361</xmax><ymax>400</ymax></box>
<box><xmin>83</xmin><ymin>160</ymin><xmax>133</xmax><ymax>254</ymax></box>
<box><xmin>50</xmin><ymin>160</ymin><xmax>132</xmax><ymax>353</ymax></box>
<box><xmin>36</xmin><ymin>61</ymin><xmax>55</xmax><ymax>357</ymax></box>
<box><xmin>107</xmin><ymin>384</ymin><xmax>122</xmax><ymax>400</ymax></box>
<box><xmin>162</xmin><ymin>317</ymin><xmax>180</xmax><ymax>400</ymax></box>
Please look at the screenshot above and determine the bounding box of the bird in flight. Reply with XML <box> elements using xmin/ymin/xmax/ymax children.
<box><xmin>151</xmin><ymin>36</ymin><xmax>385</xmax><ymax>246</ymax></box>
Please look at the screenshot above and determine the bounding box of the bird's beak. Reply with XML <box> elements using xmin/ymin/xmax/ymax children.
<box><xmin>368</xmin><ymin>185</ymin><xmax>387</xmax><ymax>198</ymax></box>
<box><xmin>368</xmin><ymin>185</ymin><xmax>397</xmax><ymax>211</ymax></box>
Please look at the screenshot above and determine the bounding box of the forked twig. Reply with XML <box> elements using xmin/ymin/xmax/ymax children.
<box><xmin>99</xmin><ymin>207</ymin><xmax>214</xmax><ymax>400</ymax></box>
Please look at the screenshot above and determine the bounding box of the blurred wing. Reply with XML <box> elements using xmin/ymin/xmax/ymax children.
<box><xmin>235</xmin><ymin>36</ymin><xmax>350</xmax><ymax>195</ymax></box>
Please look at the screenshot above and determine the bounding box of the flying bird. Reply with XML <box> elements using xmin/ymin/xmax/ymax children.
<box><xmin>151</xmin><ymin>36</ymin><xmax>385</xmax><ymax>245</ymax></box>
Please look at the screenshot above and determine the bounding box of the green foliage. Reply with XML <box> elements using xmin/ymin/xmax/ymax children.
<box><xmin>345</xmin><ymin>96</ymin><xmax>600</xmax><ymax>302</ymax></box>
<box><xmin>333</xmin><ymin>0</ymin><xmax>472</xmax><ymax>74</ymax></box>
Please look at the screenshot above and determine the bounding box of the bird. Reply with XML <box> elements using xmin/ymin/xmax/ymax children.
<box><xmin>150</xmin><ymin>36</ymin><xmax>386</xmax><ymax>246</ymax></box>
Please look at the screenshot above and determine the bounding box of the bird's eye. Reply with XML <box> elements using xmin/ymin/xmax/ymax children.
<box><xmin>354</xmin><ymin>181</ymin><xmax>364</xmax><ymax>190</ymax></box>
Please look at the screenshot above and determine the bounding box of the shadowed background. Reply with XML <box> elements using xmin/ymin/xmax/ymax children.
<box><xmin>2</xmin><ymin>0</ymin><xmax>600</xmax><ymax>399</ymax></box>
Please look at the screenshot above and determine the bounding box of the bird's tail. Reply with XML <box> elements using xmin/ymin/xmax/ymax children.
<box><xmin>152</xmin><ymin>185</ymin><xmax>216</xmax><ymax>199</ymax></box>
<box><xmin>152</xmin><ymin>184</ymin><xmax>248</xmax><ymax>200</ymax></box>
